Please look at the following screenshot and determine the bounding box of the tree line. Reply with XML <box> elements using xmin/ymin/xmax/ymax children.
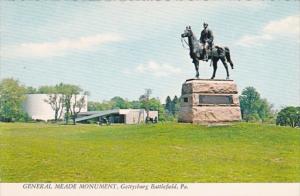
<box><xmin>0</xmin><ymin>78</ymin><xmax>180</xmax><ymax>124</ymax></box>
<box><xmin>239</xmin><ymin>86</ymin><xmax>300</xmax><ymax>127</ymax></box>
<box><xmin>0</xmin><ymin>78</ymin><xmax>299</xmax><ymax>127</ymax></box>
<box><xmin>0</xmin><ymin>78</ymin><xmax>87</xmax><ymax>124</ymax></box>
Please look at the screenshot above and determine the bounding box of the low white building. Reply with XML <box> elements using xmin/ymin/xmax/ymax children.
<box><xmin>23</xmin><ymin>94</ymin><xmax>88</xmax><ymax>121</ymax></box>
<box><xmin>76</xmin><ymin>109</ymin><xmax>158</xmax><ymax>124</ymax></box>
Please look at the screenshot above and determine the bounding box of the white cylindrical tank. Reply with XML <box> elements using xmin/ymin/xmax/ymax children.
<box><xmin>23</xmin><ymin>94</ymin><xmax>55</xmax><ymax>121</ymax></box>
<box><xmin>23</xmin><ymin>94</ymin><xmax>87</xmax><ymax>121</ymax></box>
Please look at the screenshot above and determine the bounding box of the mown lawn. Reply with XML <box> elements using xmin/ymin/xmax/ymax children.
<box><xmin>0</xmin><ymin>122</ymin><xmax>299</xmax><ymax>182</ymax></box>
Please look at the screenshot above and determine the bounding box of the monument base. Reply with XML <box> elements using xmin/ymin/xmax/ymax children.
<box><xmin>178</xmin><ymin>79</ymin><xmax>242</xmax><ymax>124</ymax></box>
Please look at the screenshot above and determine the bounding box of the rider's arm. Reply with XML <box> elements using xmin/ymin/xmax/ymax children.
<box><xmin>208</xmin><ymin>30</ymin><xmax>214</xmax><ymax>43</ymax></box>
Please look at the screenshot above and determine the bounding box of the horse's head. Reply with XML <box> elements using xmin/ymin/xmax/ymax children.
<box><xmin>181</xmin><ymin>26</ymin><xmax>193</xmax><ymax>38</ymax></box>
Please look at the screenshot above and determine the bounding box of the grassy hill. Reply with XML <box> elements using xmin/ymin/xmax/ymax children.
<box><xmin>0</xmin><ymin>122</ymin><xmax>299</xmax><ymax>182</ymax></box>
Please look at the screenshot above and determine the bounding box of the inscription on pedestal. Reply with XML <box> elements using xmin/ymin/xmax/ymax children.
<box><xmin>199</xmin><ymin>95</ymin><xmax>233</xmax><ymax>105</ymax></box>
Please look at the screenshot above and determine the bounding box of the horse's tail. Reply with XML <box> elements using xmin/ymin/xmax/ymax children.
<box><xmin>224</xmin><ymin>47</ymin><xmax>234</xmax><ymax>68</ymax></box>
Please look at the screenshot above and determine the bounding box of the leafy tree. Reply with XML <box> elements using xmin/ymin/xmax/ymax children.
<box><xmin>26</xmin><ymin>86</ymin><xmax>38</xmax><ymax>94</ymax></box>
<box><xmin>157</xmin><ymin>103</ymin><xmax>168</xmax><ymax>121</ymax></box>
<box><xmin>165</xmin><ymin>96</ymin><xmax>172</xmax><ymax>114</ymax></box>
<box><xmin>258</xmin><ymin>99</ymin><xmax>274</xmax><ymax>122</ymax></box>
<box><xmin>144</xmin><ymin>98</ymin><xmax>160</xmax><ymax>111</ymax></box>
<box><xmin>101</xmin><ymin>100</ymin><xmax>115</xmax><ymax>110</ymax></box>
<box><xmin>42</xmin><ymin>83</ymin><xmax>88</xmax><ymax>124</ymax></box>
<box><xmin>61</xmin><ymin>84</ymin><xmax>85</xmax><ymax>124</ymax></box>
<box><xmin>276</xmin><ymin>106</ymin><xmax>300</xmax><ymax>128</ymax></box>
<box><xmin>141</xmin><ymin>97</ymin><xmax>166</xmax><ymax>121</ymax></box>
<box><xmin>88</xmin><ymin>99</ymin><xmax>140</xmax><ymax>110</ymax></box>
<box><xmin>139</xmin><ymin>89</ymin><xmax>152</xmax><ymax>120</ymax></box>
<box><xmin>130</xmin><ymin>100</ymin><xmax>141</xmax><ymax>109</ymax></box>
<box><xmin>88</xmin><ymin>100</ymin><xmax>119</xmax><ymax>111</ymax></box>
<box><xmin>171</xmin><ymin>95</ymin><xmax>180</xmax><ymax>116</ymax></box>
<box><xmin>44</xmin><ymin>94</ymin><xmax>65</xmax><ymax>121</ymax></box>
<box><xmin>88</xmin><ymin>101</ymin><xmax>103</xmax><ymax>111</ymax></box>
<box><xmin>38</xmin><ymin>85</ymin><xmax>56</xmax><ymax>94</ymax></box>
<box><xmin>111</xmin><ymin>96</ymin><xmax>131</xmax><ymax>109</ymax></box>
<box><xmin>239</xmin><ymin>87</ymin><xmax>273</xmax><ymax>122</ymax></box>
<box><xmin>163</xmin><ymin>95</ymin><xmax>180</xmax><ymax>121</ymax></box>
<box><xmin>43</xmin><ymin>83</ymin><xmax>66</xmax><ymax>122</ymax></box>
<box><xmin>69</xmin><ymin>92</ymin><xmax>88</xmax><ymax>125</ymax></box>
<box><xmin>0</xmin><ymin>78</ymin><xmax>27</xmax><ymax>122</ymax></box>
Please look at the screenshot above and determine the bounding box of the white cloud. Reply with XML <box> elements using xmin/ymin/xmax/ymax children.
<box><xmin>237</xmin><ymin>34</ymin><xmax>273</xmax><ymax>47</ymax></box>
<box><xmin>263</xmin><ymin>15</ymin><xmax>300</xmax><ymax>36</ymax></box>
<box><xmin>124</xmin><ymin>61</ymin><xmax>182</xmax><ymax>77</ymax></box>
<box><xmin>3</xmin><ymin>34</ymin><xmax>123</xmax><ymax>58</ymax></box>
<box><xmin>236</xmin><ymin>15</ymin><xmax>300</xmax><ymax>47</ymax></box>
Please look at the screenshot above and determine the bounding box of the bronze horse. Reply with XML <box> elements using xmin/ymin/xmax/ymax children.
<box><xmin>181</xmin><ymin>26</ymin><xmax>234</xmax><ymax>79</ymax></box>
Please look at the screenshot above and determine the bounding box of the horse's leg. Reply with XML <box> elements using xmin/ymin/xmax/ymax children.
<box><xmin>193</xmin><ymin>58</ymin><xmax>199</xmax><ymax>78</ymax></box>
<box><xmin>225</xmin><ymin>47</ymin><xmax>234</xmax><ymax>69</ymax></box>
<box><xmin>211</xmin><ymin>58</ymin><xmax>218</xmax><ymax>79</ymax></box>
<box><xmin>221</xmin><ymin>57</ymin><xmax>230</xmax><ymax>80</ymax></box>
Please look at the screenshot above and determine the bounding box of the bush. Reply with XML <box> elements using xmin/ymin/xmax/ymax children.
<box><xmin>16</xmin><ymin>111</ymin><xmax>32</xmax><ymax>122</ymax></box>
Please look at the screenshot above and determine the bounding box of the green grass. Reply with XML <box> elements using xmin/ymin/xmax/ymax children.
<box><xmin>0</xmin><ymin>122</ymin><xmax>299</xmax><ymax>182</ymax></box>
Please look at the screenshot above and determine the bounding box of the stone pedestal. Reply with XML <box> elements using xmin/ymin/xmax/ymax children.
<box><xmin>178</xmin><ymin>79</ymin><xmax>242</xmax><ymax>124</ymax></box>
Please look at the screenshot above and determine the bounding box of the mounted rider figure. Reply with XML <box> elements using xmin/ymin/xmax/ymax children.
<box><xmin>200</xmin><ymin>22</ymin><xmax>214</xmax><ymax>61</ymax></box>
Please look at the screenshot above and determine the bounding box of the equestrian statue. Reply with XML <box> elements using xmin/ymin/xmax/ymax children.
<box><xmin>181</xmin><ymin>23</ymin><xmax>234</xmax><ymax>79</ymax></box>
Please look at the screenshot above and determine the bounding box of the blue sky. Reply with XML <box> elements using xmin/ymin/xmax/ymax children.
<box><xmin>0</xmin><ymin>1</ymin><xmax>299</xmax><ymax>109</ymax></box>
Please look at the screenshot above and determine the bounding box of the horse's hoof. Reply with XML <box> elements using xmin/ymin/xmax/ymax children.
<box><xmin>226</xmin><ymin>77</ymin><xmax>230</xmax><ymax>80</ymax></box>
<box><xmin>210</xmin><ymin>77</ymin><xmax>214</xmax><ymax>80</ymax></box>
